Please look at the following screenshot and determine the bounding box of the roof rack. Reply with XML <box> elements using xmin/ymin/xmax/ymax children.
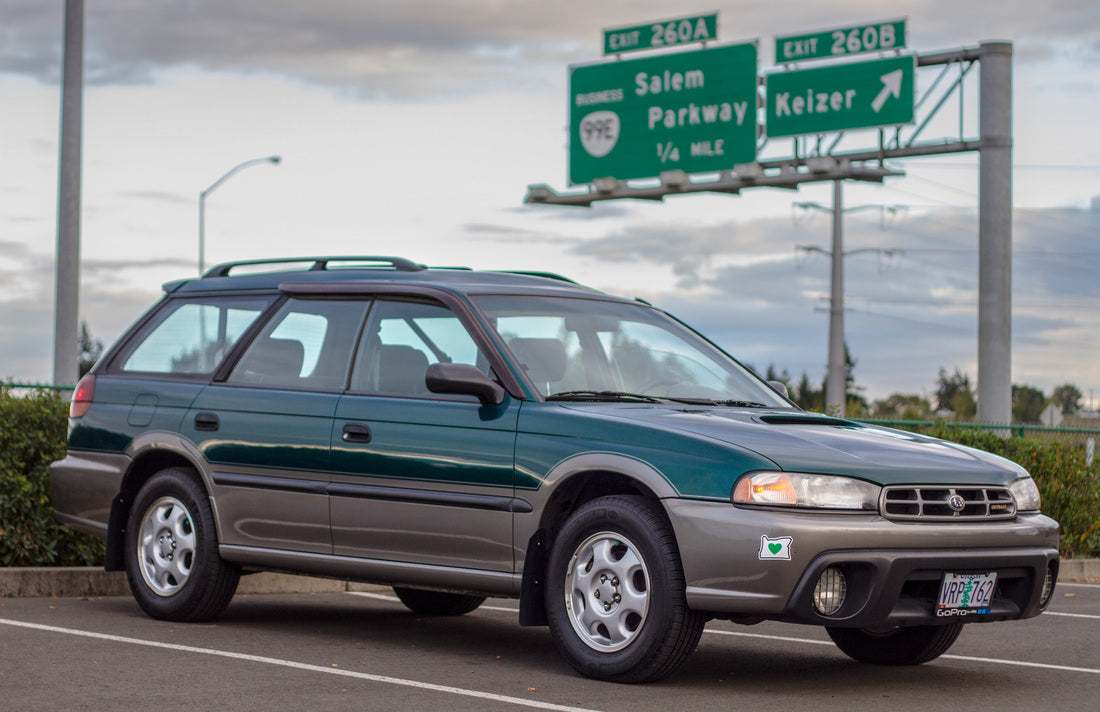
<box><xmin>202</xmin><ymin>256</ymin><xmax>425</xmax><ymax>278</ymax></box>
<box><xmin>496</xmin><ymin>270</ymin><xmax>578</xmax><ymax>284</ymax></box>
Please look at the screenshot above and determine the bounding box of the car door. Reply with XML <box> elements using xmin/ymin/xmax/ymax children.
<box><xmin>330</xmin><ymin>297</ymin><xmax>519</xmax><ymax>572</ymax></box>
<box><xmin>186</xmin><ymin>297</ymin><xmax>369</xmax><ymax>554</ymax></box>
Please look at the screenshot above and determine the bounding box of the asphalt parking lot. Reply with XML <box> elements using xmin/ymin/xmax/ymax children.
<box><xmin>2</xmin><ymin>583</ymin><xmax>1097</xmax><ymax>712</ymax></box>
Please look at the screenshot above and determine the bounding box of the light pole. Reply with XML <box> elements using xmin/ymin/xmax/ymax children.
<box><xmin>198</xmin><ymin>155</ymin><xmax>281</xmax><ymax>275</ymax></box>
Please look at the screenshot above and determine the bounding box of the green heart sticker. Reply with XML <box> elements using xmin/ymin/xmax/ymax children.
<box><xmin>768</xmin><ymin>542</ymin><xmax>783</xmax><ymax>555</ymax></box>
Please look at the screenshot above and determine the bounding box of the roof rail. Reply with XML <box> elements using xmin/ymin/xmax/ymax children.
<box><xmin>497</xmin><ymin>270</ymin><xmax>578</xmax><ymax>284</ymax></box>
<box><xmin>202</xmin><ymin>256</ymin><xmax>425</xmax><ymax>278</ymax></box>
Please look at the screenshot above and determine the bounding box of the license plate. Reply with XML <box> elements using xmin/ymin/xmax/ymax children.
<box><xmin>937</xmin><ymin>572</ymin><xmax>996</xmax><ymax>616</ymax></box>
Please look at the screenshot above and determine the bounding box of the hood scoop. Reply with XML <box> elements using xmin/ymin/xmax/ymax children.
<box><xmin>758</xmin><ymin>414</ymin><xmax>853</xmax><ymax>427</ymax></box>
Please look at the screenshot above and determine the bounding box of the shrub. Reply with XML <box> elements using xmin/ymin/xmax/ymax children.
<box><xmin>0</xmin><ymin>387</ymin><xmax>104</xmax><ymax>566</ymax></box>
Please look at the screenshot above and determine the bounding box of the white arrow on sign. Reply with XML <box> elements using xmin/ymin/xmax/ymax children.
<box><xmin>871</xmin><ymin>69</ymin><xmax>903</xmax><ymax>113</ymax></box>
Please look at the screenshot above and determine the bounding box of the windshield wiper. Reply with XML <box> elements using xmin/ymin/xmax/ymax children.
<box><xmin>547</xmin><ymin>390</ymin><xmax>664</xmax><ymax>403</ymax></box>
<box><xmin>661</xmin><ymin>397</ymin><xmax>771</xmax><ymax>408</ymax></box>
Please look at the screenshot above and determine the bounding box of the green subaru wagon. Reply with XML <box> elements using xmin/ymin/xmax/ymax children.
<box><xmin>51</xmin><ymin>256</ymin><xmax>1059</xmax><ymax>682</ymax></box>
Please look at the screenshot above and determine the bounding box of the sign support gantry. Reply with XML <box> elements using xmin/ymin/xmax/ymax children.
<box><xmin>526</xmin><ymin>39</ymin><xmax>1013</xmax><ymax>425</ymax></box>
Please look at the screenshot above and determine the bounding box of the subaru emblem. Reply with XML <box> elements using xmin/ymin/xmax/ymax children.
<box><xmin>948</xmin><ymin>494</ymin><xmax>966</xmax><ymax>512</ymax></box>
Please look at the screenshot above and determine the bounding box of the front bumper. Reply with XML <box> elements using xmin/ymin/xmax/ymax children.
<box><xmin>780</xmin><ymin>547</ymin><xmax>1058</xmax><ymax>627</ymax></box>
<box><xmin>665</xmin><ymin>498</ymin><xmax>1060</xmax><ymax>627</ymax></box>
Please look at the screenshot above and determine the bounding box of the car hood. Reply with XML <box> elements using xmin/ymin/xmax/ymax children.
<box><xmin>559</xmin><ymin>405</ymin><xmax>1026</xmax><ymax>486</ymax></box>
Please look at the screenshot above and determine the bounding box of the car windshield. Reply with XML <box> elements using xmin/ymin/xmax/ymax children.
<box><xmin>472</xmin><ymin>295</ymin><xmax>791</xmax><ymax>407</ymax></box>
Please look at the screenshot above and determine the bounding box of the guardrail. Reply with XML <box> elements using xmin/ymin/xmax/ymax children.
<box><xmin>858</xmin><ymin>418</ymin><xmax>1099</xmax><ymax>464</ymax></box>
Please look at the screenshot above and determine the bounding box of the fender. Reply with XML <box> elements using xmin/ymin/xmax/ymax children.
<box><xmin>515</xmin><ymin>449</ymin><xmax>677</xmax><ymax>626</ymax></box>
<box><xmin>105</xmin><ymin>431</ymin><xmax>220</xmax><ymax>568</ymax></box>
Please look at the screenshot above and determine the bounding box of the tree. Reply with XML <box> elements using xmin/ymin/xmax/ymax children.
<box><xmin>793</xmin><ymin>372</ymin><xmax>823</xmax><ymax>412</ymax></box>
<box><xmin>1051</xmin><ymin>383</ymin><xmax>1083</xmax><ymax>416</ymax></box>
<box><xmin>765</xmin><ymin>364</ymin><xmax>790</xmax><ymax>386</ymax></box>
<box><xmin>871</xmin><ymin>393</ymin><xmax>933</xmax><ymax>420</ymax></box>
<box><xmin>935</xmin><ymin>368</ymin><xmax>974</xmax><ymax>417</ymax></box>
<box><xmin>78</xmin><ymin>321</ymin><xmax>104</xmax><ymax>377</ymax></box>
<box><xmin>1011</xmin><ymin>385</ymin><xmax>1045</xmax><ymax>424</ymax></box>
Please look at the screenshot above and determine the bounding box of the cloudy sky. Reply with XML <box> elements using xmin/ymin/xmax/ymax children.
<box><xmin>2</xmin><ymin>0</ymin><xmax>1099</xmax><ymax>408</ymax></box>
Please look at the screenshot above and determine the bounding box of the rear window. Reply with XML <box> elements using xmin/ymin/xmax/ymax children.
<box><xmin>120</xmin><ymin>297</ymin><xmax>273</xmax><ymax>375</ymax></box>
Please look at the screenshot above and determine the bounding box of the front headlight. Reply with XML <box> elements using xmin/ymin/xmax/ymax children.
<box><xmin>733</xmin><ymin>472</ymin><xmax>880</xmax><ymax>511</ymax></box>
<box><xmin>1008</xmin><ymin>476</ymin><xmax>1042</xmax><ymax>512</ymax></box>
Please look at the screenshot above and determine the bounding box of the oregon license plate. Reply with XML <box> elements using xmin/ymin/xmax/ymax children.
<box><xmin>937</xmin><ymin>572</ymin><xmax>996</xmax><ymax>616</ymax></box>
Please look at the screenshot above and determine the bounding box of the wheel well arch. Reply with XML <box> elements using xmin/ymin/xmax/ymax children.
<box><xmin>518</xmin><ymin>468</ymin><xmax>668</xmax><ymax>627</ymax></box>
<box><xmin>105</xmin><ymin>448</ymin><xmax>203</xmax><ymax>571</ymax></box>
<box><xmin>537</xmin><ymin>469</ymin><xmax>661</xmax><ymax>536</ymax></box>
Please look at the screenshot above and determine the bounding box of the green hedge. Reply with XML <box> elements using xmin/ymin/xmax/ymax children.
<box><xmin>0</xmin><ymin>390</ymin><xmax>1096</xmax><ymax>564</ymax></box>
<box><xmin>921</xmin><ymin>424</ymin><xmax>1100</xmax><ymax>558</ymax></box>
<box><xmin>0</xmin><ymin>388</ymin><xmax>104</xmax><ymax>566</ymax></box>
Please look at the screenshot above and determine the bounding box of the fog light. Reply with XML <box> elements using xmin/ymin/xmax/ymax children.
<box><xmin>1040</xmin><ymin>565</ymin><xmax>1055</xmax><ymax>607</ymax></box>
<box><xmin>813</xmin><ymin>567</ymin><xmax>847</xmax><ymax>616</ymax></box>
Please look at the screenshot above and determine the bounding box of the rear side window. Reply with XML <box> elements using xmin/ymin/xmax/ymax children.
<box><xmin>120</xmin><ymin>297</ymin><xmax>273</xmax><ymax>375</ymax></box>
<box><xmin>228</xmin><ymin>298</ymin><xmax>369</xmax><ymax>390</ymax></box>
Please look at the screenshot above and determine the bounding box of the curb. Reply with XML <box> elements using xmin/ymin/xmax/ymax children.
<box><xmin>1057</xmin><ymin>558</ymin><xmax>1100</xmax><ymax>583</ymax></box>
<box><xmin>3</xmin><ymin>560</ymin><xmax>1098</xmax><ymax>598</ymax></box>
<box><xmin>0</xmin><ymin>568</ymin><xmax>388</xmax><ymax>598</ymax></box>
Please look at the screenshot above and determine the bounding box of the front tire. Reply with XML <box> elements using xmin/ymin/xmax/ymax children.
<box><xmin>124</xmin><ymin>467</ymin><xmax>240</xmax><ymax>622</ymax></box>
<box><xmin>827</xmin><ymin>623</ymin><xmax>964</xmax><ymax>665</ymax></box>
<box><xmin>545</xmin><ymin>495</ymin><xmax>706</xmax><ymax>683</ymax></box>
<box><xmin>393</xmin><ymin>587</ymin><xmax>486</xmax><ymax>616</ymax></box>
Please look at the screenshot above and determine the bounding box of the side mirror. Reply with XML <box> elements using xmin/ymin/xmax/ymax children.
<box><xmin>768</xmin><ymin>380</ymin><xmax>790</xmax><ymax>399</ymax></box>
<box><xmin>426</xmin><ymin>363</ymin><xmax>506</xmax><ymax>407</ymax></box>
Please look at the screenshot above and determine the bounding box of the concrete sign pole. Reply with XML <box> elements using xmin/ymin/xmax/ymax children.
<box><xmin>977</xmin><ymin>42</ymin><xmax>1012</xmax><ymax>425</ymax></box>
<box><xmin>53</xmin><ymin>0</ymin><xmax>83</xmax><ymax>388</ymax></box>
<box><xmin>825</xmin><ymin>180</ymin><xmax>846</xmax><ymax>415</ymax></box>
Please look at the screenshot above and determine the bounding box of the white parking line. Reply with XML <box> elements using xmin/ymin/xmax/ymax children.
<box><xmin>0</xmin><ymin>618</ymin><xmax>601</xmax><ymax>712</ymax></box>
<box><xmin>706</xmin><ymin>629</ymin><xmax>1100</xmax><ymax>674</ymax></box>
<box><xmin>346</xmin><ymin>594</ymin><xmax>1100</xmax><ymax>675</ymax></box>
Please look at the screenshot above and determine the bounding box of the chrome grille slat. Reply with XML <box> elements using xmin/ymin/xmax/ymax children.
<box><xmin>880</xmin><ymin>485</ymin><xmax>1016</xmax><ymax>521</ymax></box>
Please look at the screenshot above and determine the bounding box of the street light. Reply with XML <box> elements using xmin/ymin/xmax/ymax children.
<box><xmin>198</xmin><ymin>155</ymin><xmax>281</xmax><ymax>275</ymax></box>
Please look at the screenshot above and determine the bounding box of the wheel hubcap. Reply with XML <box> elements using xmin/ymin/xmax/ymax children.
<box><xmin>564</xmin><ymin>532</ymin><xmax>650</xmax><ymax>652</ymax></box>
<box><xmin>137</xmin><ymin>496</ymin><xmax>196</xmax><ymax>596</ymax></box>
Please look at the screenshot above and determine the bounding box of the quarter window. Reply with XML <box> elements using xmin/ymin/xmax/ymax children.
<box><xmin>120</xmin><ymin>297</ymin><xmax>272</xmax><ymax>375</ymax></box>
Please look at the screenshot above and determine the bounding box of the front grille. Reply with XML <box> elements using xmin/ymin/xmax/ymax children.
<box><xmin>881</xmin><ymin>486</ymin><xmax>1016</xmax><ymax>521</ymax></box>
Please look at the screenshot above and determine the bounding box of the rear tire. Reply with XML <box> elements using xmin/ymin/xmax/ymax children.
<box><xmin>827</xmin><ymin>623</ymin><xmax>964</xmax><ymax>665</ymax></box>
<box><xmin>545</xmin><ymin>495</ymin><xmax>706</xmax><ymax>683</ymax></box>
<box><xmin>124</xmin><ymin>467</ymin><xmax>239</xmax><ymax>622</ymax></box>
<box><xmin>392</xmin><ymin>587</ymin><xmax>486</xmax><ymax>616</ymax></box>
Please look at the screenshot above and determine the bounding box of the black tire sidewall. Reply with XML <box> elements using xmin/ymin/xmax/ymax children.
<box><xmin>124</xmin><ymin>467</ymin><xmax>232</xmax><ymax>621</ymax></box>
<box><xmin>827</xmin><ymin>623</ymin><xmax>964</xmax><ymax>665</ymax></box>
<box><xmin>392</xmin><ymin>587</ymin><xmax>487</xmax><ymax>616</ymax></box>
<box><xmin>545</xmin><ymin>496</ymin><xmax>688</xmax><ymax>681</ymax></box>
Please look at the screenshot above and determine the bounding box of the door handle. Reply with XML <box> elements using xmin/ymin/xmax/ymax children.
<box><xmin>342</xmin><ymin>423</ymin><xmax>372</xmax><ymax>443</ymax></box>
<box><xmin>194</xmin><ymin>412</ymin><xmax>220</xmax><ymax>432</ymax></box>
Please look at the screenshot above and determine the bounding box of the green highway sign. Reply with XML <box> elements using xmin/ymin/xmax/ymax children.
<box><xmin>775</xmin><ymin>20</ymin><xmax>907</xmax><ymax>63</ymax></box>
<box><xmin>569</xmin><ymin>42</ymin><xmax>757</xmax><ymax>184</ymax></box>
<box><xmin>765</xmin><ymin>54</ymin><xmax>915</xmax><ymax>138</ymax></box>
<box><xmin>603</xmin><ymin>14</ymin><xmax>718</xmax><ymax>56</ymax></box>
